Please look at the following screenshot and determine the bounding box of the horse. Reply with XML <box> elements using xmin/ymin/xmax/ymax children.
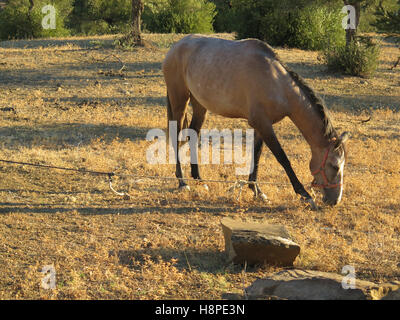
<box><xmin>162</xmin><ymin>35</ymin><xmax>349</xmax><ymax>209</ymax></box>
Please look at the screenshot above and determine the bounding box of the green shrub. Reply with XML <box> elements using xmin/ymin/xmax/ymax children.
<box><xmin>228</xmin><ymin>0</ymin><xmax>345</xmax><ymax>50</ymax></box>
<box><xmin>291</xmin><ymin>4</ymin><xmax>345</xmax><ymax>50</ymax></box>
<box><xmin>0</xmin><ymin>0</ymin><xmax>72</xmax><ymax>40</ymax></box>
<box><xmin>322</xmin><ymin>37</ymin><xmax>380</xmax><ymax>77</ymax></box>
<box><xmin>68</xmin><ymin>0</ymin><xmax>131</xmax><ymax>35</ymax></box>
<box><xmin>143</xmin><ymin>0</ymin><xmax>216</xmax><ymax>34</ymax></box>
<box><xmin>78</xmin><ymin>20</ymin><xmax>112</xmax><ymax>35</ymax></box>
<box><xmin>373</xmin><ymin>0</ymin><xmax>400</xmax><ymax>33</ymax></box>
<box><xmin>212</xmin><ymin>0</ymin><xmax>237</xmax><ymax>32</ymax></box>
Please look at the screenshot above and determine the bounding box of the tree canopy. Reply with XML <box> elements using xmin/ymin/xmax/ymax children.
<box><xmin>0</xmin><ymin>0</ymin><xmax>398</xmax><ymax>41</ymax></box>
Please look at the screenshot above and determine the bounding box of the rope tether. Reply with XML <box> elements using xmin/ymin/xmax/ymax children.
<box><xmin>0</xmin><ymin>158</ymin><xmax>289</xmax><ymax>201</ymax></box>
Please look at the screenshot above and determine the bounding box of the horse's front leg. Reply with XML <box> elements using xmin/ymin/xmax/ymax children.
<box><xmin>250</xmin><ymin>118</ymin><xmax>316</xmax><ymax>210</ymax></box>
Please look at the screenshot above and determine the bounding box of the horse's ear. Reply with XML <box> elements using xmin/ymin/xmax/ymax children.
<box><xmin>333</xmin><ymin>132</ymin><xmax>350</xmax><ymax>150</ymax></box>
<box><xmin>339</xmin><ymin>132</ymin><xmax>350</xmax><ymax>144</ymax></box>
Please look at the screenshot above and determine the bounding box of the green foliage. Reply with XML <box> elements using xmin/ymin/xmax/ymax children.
<box><xmin>290</xmin><ymin>3</ymin><xmax>346</xmax><ymax>50</ymax></box>
<box><xmin>4</xmin><ymin>0</ymin><xmax>397</xmax><ymax>42</ymax></box>
<box><xmin>142</xmin><ymin>0</ymin><xmax>216</xmax><ymax>34</ymax></box>
<box><xmin>226</xmin><ymin>0</ymin><xmax>345</xmax><ymax>50</ymax></box>
<box><xmin>355</xmin><ymin>0</ymin><xmax>399</xmax><ymax>32</ymax></box>
<box><xmin>67</xmin><ymin>0</ymin><xmax>216</xmax><ymax>35</ymax></box>
<box><xmin>373</xmin><ymin>0</ymin><xmax>400</xmax><ymax>33</ymax></box>
<box><xmin>212</xmin><ymin>0</ymin><xmax>237</xmax><ymax>32</ymax></box>
<box><xmin>0</xmin><ymin>0</ymin><xmax>72</xmax><ymax>40</ymax></box>
<box><xmin>0</xmin><ymin>1</ymin><xmax>40</xmax><ymax>40</ymax></box>
<box><xmin>68</xmin><ymin>0</ymin><xmax>131</xmax><ymax>35</ymax></box>
<box><xmin>323</xmin><ymin>37</ymin><xmax>381</xmax><ymax>77</ymax></box>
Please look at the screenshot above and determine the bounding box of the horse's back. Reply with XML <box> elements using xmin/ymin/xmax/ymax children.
<box><xmin>163</xmin><ymin>35</ymin><xmax>277</xmax><ymax>71</ymax></box>
<box><xmin>162</xmin><ymin>35</ymin><xmax>291</xmax><ymax>120</ymax></box>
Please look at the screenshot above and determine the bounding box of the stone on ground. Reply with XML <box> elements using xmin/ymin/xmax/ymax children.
<box><xmin>246</xmin><ymin>269</ymin><xmax>400</xmax><ymax>300</ymax></box>
<box><xmin>220</xmin><ymin>218</ymin><xmax>300</xmax><ymax>266</ymax></box>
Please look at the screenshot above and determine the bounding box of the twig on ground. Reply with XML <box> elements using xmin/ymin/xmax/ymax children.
<box><xmin>183</xmin><ymin>251</ymin><xmax>192</xmax><ymax>272</ymax></box>
<box><xmin>360</xmin><ymin>116</ymin><xmax>372</xmax><ymax>124</ymax></box>
<box><xmin>90</xmin><ymin>53</ymin><xmax>126</xmax><ymax>73</ymax></box>
<box><xmin>391</xmin><ymin>56</ymin><xmax>400</xmax><ymax>70</ymax></box>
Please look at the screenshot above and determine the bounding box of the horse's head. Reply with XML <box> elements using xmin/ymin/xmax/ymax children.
<box><xmin>310</xmin><ymin>132</ymin><xmax>349</xmax><ymax>206</ymax></box>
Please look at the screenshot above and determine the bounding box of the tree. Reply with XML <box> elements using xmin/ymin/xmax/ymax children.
<box><xmin>223</xmin><ymin>0</ymin><xmax>345</xmax><ymax>50</ymax></box>
<box><xmin>343</xmin><ymin>0</ymin><xmax>361</xmax><ymax>45</ymax></box>
<box><xmin>0</xmin><ymin>0</ymin><xmax>73</xmax><ymax>40</ymax></box>
<box><xmin>131</xmin><ymin>0</ymin><xmax>144</xmax><ymax>45</ymax></box>
<box><xmin>68</xmin><ymin>0</ymin><xmax>132</xmax><ymax>35</ymax></box>
<box><xmin>373</xmin><ymin>0</ymin><xmax>400</xmax><ymax>69</ymax></box>
<box><xmin>342</xmin><ymin>0</ymin><xmax>396</xmax><ymax>44</ymax></box>
<box><xmin>373</xmin><ymin>0</ymin><xmax>400</xmax><ymax>32</ymax></box>
<box><xmin>142</xmin><ymin>0</ymin><xmax>216</xmax><ymax>34</ymax></box>
<box><xmin>24</xmin><ymin>0</ymin><xmax>35</xmax><ymax>38</ymax></box>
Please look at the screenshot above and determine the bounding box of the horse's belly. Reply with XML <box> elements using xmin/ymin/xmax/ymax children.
<box><xmin>187</xmin><ymin>80</ymin><xmax>247</xmax><ymax>119</ymax></box>
<box><xmin>195</xmin><ymin>93</ymin><xmax>245</xmax><ymax>118</ymax></box>
<box><xmin>206</xmin><ymin>104</ymin><xmax>243</xmax><ymax>118</ymax></box>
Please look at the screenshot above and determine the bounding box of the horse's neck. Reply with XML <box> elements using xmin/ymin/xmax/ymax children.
<box><xmin>288</xmin><ymin>99</ymin><xmax>331</xmax><ymax>156</ymax></box>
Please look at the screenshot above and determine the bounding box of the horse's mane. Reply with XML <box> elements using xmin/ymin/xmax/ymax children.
<box><xmin>284</xmin><ymin>68</ymin><xmax>338</xmax><ymax>141</ymax></box>
<box><xmin>256</xmin><ymin>40</ymin><xmax>338</xmax><ymax>141</ymax></box>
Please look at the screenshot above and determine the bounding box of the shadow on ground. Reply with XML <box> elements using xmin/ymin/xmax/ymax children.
<box><xmin>111</xmin><ymin>247</ymin><xmax>229</xmax><ymax>273</ymax></box>
<box><xmin>0</xmin><ymin>122</ymin><xmax>150</xmax><ymax>149</ymax></box>
<box><xmin>41</xmin><ymin>95</ymin><xmax>166</xmax><ymax>108</ymax></box>
<box><xmin>0</xmin><ymin>37</ymin><xmax>116</xmax><ymax>49</ymax></box>
<box><xmin>0</xmin><ymin>61</ymin><xmax>162</xmax><ymax>88</ymax></box>
<box><xmin>0</xmin><ymin>201</ymin><xmax>293</xmax><ymax>216</ymax></box>
<box><xmin>322</xmin><ymin>93</ymin><xmax>400</xmax><ymax>112</ymax></box>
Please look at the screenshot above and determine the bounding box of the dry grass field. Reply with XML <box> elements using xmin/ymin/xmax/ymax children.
<box><xmin>0</xmin><ymin>33</ymin><xmax>399</xmax><ymax>300</ymax></box>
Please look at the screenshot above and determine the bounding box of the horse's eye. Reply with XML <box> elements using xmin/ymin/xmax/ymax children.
<box><xmin>331</xmin><ymin>165</ymin><xmax>339</xmax><ymax>171</ymax></box>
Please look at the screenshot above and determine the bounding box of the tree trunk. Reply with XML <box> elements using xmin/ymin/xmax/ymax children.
<box><xmin>27</xmin><ymin>0</ymin><xmax>35</xmax><ymax>38</ymax></box>
<box><xmin>131</xmin><ymin>0</ymin><xmax>144</xmax><ymax>45</ymax></box>
<box><xmin>343</xmin><ymin>1</ymin><xmax>361</xmax><ymax>46</ymax></box>
<box><xmin>28</xmin><ymin>0</ymin><xmax>34</xmax><ymax>15</ymax></box>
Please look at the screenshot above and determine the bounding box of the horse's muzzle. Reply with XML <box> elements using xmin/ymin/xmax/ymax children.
<box><xmin>322</xmin><ymin>196</ymin><xmax>339</xmax><ymax>206</ymax></box>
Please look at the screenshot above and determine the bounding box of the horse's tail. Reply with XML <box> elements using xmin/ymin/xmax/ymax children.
<box><xmin>166</xmin><ymin>92</ymin><xmax>189</xmax><ymax>142</ymax></box>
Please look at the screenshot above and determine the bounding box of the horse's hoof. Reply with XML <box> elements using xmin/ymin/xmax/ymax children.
<box><xmin>259</xmin><ymin>193</ymin><xmax>268</xmax><ymax>202</ymax></box>
<box><xmin>254</xmin><ymin>192</ymin><xmax>268</xmax><ymax>202</ymax></box>
<box><xmin>179</xmin><ymin>185</ymin><xmax>191</xmax><ymax>192</ymax></box>
<box><xmin>304</xmin><ymin>198</ymin><xmax>318</xmax><ymax>211</ymax></box>
<box><xmin>203</xmin><ymin>184</ymin><xmax>209</xmax><ymax>192</ymax></box>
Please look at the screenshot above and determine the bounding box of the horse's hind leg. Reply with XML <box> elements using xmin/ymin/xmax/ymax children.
<box><xmin>188</xmin><ymin>95</ymin><xmax>207</xmax><ymax>183</ymax></box>
<box><xmin>248</xmin><ymin>131</ymin><xmax>268</xmax><ymax>201</ymax></box>
<box><xmin>167</xmin><ymin>89</ymin><xmax>190</xmax><ymax>189</ymax></box>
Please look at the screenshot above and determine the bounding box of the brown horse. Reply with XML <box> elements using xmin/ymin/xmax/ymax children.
<box><xmin>162</xmin><ymin>35</ymin><xmax>349</xmax><ymax>208</ymax></box>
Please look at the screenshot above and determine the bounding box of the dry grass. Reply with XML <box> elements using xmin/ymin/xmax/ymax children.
<box><xmin>0</xmin><ymin>33</ymin><xmax>399</xmax><ymax>300</ymax></box>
